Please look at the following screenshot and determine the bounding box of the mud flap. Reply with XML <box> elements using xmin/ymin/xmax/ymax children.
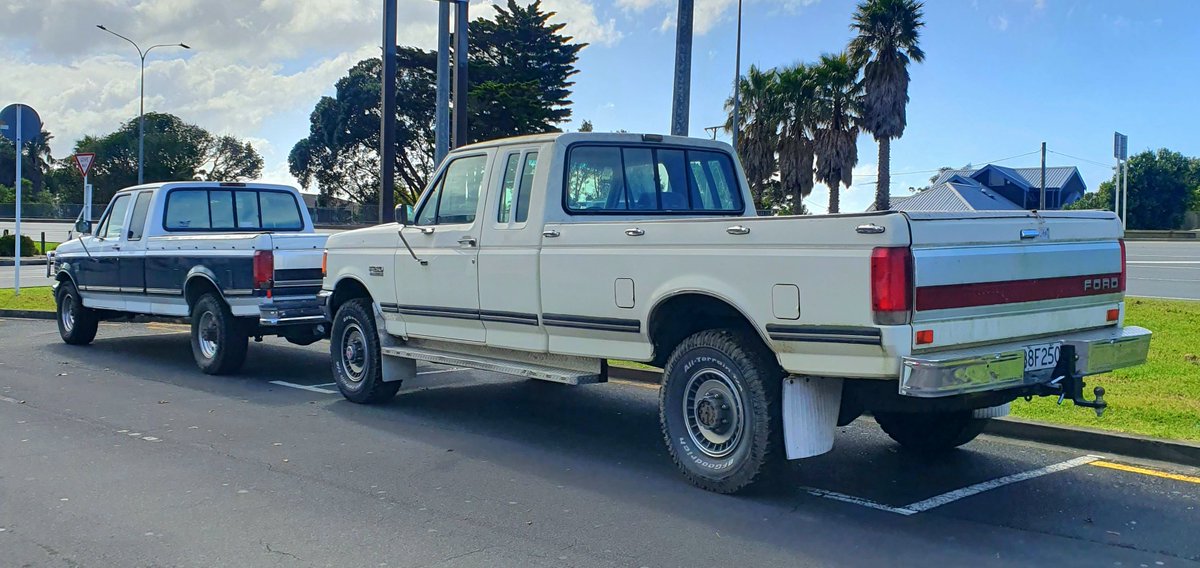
<box><xmin>372</xmin><ymin>303</ymin><xmax>415</xmax><ymax>384</ymax></box>
<box><xmin>782</xmin><ymin>377</ymin><xmax>843</xmax><ymax>460</ymax></box>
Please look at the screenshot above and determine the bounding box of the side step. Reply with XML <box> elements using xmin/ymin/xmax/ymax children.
<box><xmin>381</xmin><ymin>344</ymin><xmax>606</xmax><ymax>385</ymax></box>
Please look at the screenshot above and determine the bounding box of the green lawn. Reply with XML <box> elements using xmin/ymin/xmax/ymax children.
<box><xmin>35</xmin><ymin>241</ymin><xmax>60</xmax><ymax>254</ymax></box>
<box><xmin>0</xmin><ymin>286</ymin><xmax>56</xmax><ymax>312</ymax></box>
<box><xmin>1012</xmin><ymin>298</ymin><xmax>1200</xmax><ymax>441</ymax></box>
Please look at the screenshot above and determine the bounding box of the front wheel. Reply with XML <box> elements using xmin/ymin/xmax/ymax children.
<box><xmin>660</xmin><ymin>329</ymin><xmax>785</xmax><ymax>494</ymax></box>
<box><xmin>190</xmin><ymin>293</ymin><xmax>249</xmax><ymax>375</ymax></box>
<box><xmin>874</xmin><ymin>411</ymin><xmax>988</xmax><ymax>454</ymax></box>
<box><xmin>330</xmin><ymin>299</ymin><xmax>400</xmax><ymax>404</ymax></box>
<box><xmin>55</xmin><ymin>282</ymin><xmax>98</xmax><ymax>345</ymax></box>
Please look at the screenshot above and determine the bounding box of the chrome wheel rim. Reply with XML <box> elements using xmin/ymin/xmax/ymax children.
<box><xmin>682</xmin><ymin>368</ymin><xmax>745</xmax><ymax>459</ymax></box>
<box><xmin>198</xmin><ymin>311</ymin><xmax>219</xmax><ymax>359</ymax></box>
<box><xmin>340</xmin><ymin>322</ymin><xmax>367</xmax><ymax>383</ymax></box>
<box><xmin>61</xmin><ymin>293</ymin><xmax>75</xmax><ymax>333</ymax></box>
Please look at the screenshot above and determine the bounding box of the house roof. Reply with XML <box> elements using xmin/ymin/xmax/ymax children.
<box><xmin>890</xmin><ymin>178</ymin><xmax>1026</xmax><ymax>212</ymax></box>
<box><xmin>932</xmin><ymin>165</ymin><xmax>1083</xmax><ymax>190</ymax></box>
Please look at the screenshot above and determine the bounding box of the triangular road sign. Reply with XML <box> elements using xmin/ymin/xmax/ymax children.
<box><xmin>74</xmin><ymin>153</ymin><xmax>96</xmax><ymax>176</ymax></box>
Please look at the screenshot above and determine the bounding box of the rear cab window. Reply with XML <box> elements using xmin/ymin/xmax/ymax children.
<box><xmin>564</xmin><ymin>144</ymin><xmax>744</xmax><ymax>215</ymax></box>
<box><xmin>164</xmin><ymin>187</ymin><xmax>304</xmax><ymax>232</ymax></box>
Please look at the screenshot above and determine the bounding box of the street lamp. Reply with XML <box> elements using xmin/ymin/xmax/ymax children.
<box><xmin>96</xmin><ymin>25</ymin><xmax>190</xmax><ymax>185</ymax></box>
<box><xmin>731</xmin><ymin>0</ymin><xmax>743</xmax><ymax>149</ymax></box>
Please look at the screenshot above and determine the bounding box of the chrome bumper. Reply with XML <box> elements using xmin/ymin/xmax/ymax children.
<box><xmin>259</xmin><ymin>298</ymin><xmax>328</xmax><ymax>327</ymax></box>
<box><xmin>900</xmin><ymin>326</ymin><xmax>1152</xmax><ymax>398</ymax></box>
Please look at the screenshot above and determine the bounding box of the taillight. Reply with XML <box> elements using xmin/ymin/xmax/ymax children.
<box><xmin>1118</xmin><ymin>239</ymin><xmax>1127</xmax><ymax>292</ymax></box>
<box><xmin>253</xmin><ymin>250</ymin><xmax>274</xmax><ymax>290</ymax></box>
<box><xmin>871</xmin><ymin>246</ymin><xmax>913</xmax><ymax>325</ymax></box>
<box><xmin>321</xmin><ymin>251</ymin><xmax>328</xmax><ymax>278</ymax></box>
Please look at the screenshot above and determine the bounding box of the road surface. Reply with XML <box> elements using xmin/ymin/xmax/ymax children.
<box><xmin>1125</xmin><ymin>241</ymin><xmax>1200</xmax><ymax>300</ymax></box>
<box><xmin>1</xmin><ymin>318</ymin><xmax>1197</xmax><ymax>567</ymax></box>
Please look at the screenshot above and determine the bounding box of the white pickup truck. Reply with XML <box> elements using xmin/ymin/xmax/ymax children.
<box><xmin>51</xmin><ymin>182</ymin><xmax>328</xmax><ymax>374</ymax></box>
<box><xmin>320</xmin><ymin>132</ymin><xmax>1151</xmax><ymax>493</ymax></box>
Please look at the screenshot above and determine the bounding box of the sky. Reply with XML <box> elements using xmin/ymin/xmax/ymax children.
<box><xmin>3</xmin><ymin>0</ymin><xmax>1198</xmax><ymax>213</ymax></box>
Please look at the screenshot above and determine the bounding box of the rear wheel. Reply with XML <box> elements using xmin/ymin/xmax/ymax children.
<box><xmin>331</xmin><ymin>299</ymin><xmax>400</xmax><ymax>404</ymax></box>
<box><xmin>874</xmin><ymin>411</ymin><xmax>988</xmax><ymax>454</ymax></box>
<box><xmin>660</xmin><ymin>329</ymin><xmax>785</xmax><ymax>494</ymax></box>
<box><xmin>190</xmin><ymin>293</ymin><xmax>249</xmax><ymax>375</ymax></box>
<box><xmin>55</xmin><ymin>282</ymin><xmax>98</xmax><ymax>345</ymax></box>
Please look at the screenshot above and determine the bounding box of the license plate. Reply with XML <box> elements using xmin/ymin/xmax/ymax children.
<box><xmin>1024</xmin><ymin>343</ymin><xmax>1061</xmax><ymax>372</ymax></box>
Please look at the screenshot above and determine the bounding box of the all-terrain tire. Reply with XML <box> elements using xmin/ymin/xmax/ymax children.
<box><xmin>330</xmin><ymin>298</ymin><xmax>400</xmax><ymax>404</ymax></box>
<box><xmin>874</xmin><ymin>411</ymin><xmax>989</xmax><ymax>454</ymax></box>
<box><xmin>190</xmin><ymin>293</ymin><xmax>249</xmax><ymax>375</ymax></box>
<box><xmin>55</xmin><ymin>281</ymin><xmax>99</xmax><ymax>345</ymax></box>
<box><xmin>660</xmin><ymin>328</ymin><xmax>786</xmax><ymax>494</ymax></box>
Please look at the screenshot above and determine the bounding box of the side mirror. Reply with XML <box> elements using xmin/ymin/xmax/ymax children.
<box><xmin>74</xmin><ymin>219</ymin><xmax>92</xmax><ymax>235</ymax></box>
<box><xmin>395</xmin><ymin>204</ymin><xmax>414</xmax><ymax>225</ymax></box>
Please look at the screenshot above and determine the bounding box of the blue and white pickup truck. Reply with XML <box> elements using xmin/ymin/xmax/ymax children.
<box><xmin>50</xmin><ymin>182</ymin><xmax>328</xmax><ymax>374</ymax></box>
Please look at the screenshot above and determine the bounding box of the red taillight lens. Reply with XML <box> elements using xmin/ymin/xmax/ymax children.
<box><xmin>253</xmin><ymin>250</ymin><xmax>274</xmax><ymax>290</ymax></box>
<box><xmin>871</xmin><ymin>246</ymin><xmax>913</xmax><ymax>324</ymax></box>
<box><xmin>916</xmin><ymin>329</ymin><xmax>934</xmax><ymax>345</ymax></box>
<box><xmin>1118</xmin><ymin>239</ymin><xmax>1127</xmax><ymax>292</ymax></box>
<box><xmin>1106</xmin><ymin>308</ymin><xmax>1120</xmax><ymax>322</ymax></box>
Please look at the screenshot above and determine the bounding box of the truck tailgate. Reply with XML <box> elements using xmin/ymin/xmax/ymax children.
<box><xmin>267</xmin><ymin>233</ymin><xmax>327</xmax><ymax>296</ymax></box>
<box><xmin>906</xmin><ymin>210</ymin><xmax>1124</xmax><ymax>351</ymax></box>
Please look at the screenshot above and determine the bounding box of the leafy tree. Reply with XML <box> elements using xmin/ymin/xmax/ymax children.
<box><xmin>197</xmin><ymin>136</ymin><xmax>264</xmax><ymax>181</ymax></box>
<box><xmin>811</xmin><ymin>52</ymin><xmax>861</xmax><ymax>213</ymax></box>
<box><xmin>1067</xmin><ymin>149</ymin><xmax>1200</xmax><ymax>230</ymax></box>
<box><xmin>1</xmin><ymin>130</ymin><xmax>56</xmax><ymax>197</ymax></box>
<box><xmin>290</xmin><ymin>0</ymin><xmax>584</xmax><ymax>206</ymax></box>
<box><xmin>849</xmin><ymin>0</ymin><xmax>926</xmax><ymax>211</ymax></box>
<box><xmin>577</xmin><ymin>120</ymin><xmax>594</xmax><ymax>132</ymax></box>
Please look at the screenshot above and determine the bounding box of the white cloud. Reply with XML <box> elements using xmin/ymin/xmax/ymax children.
<box><xmin>618</xmin><ymin>0</ymin><xmax>819</xmax><ymax>36</ymax></box>
<box><xmin>990</xmin><ymin>14</ymin><xmax>1010</xmax><ymax>31</ymax></box>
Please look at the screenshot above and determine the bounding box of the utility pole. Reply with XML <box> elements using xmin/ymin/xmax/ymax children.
<box><xmin>453</xmin><ymin>1</ymin><xmax>469</xmax><ymax>148</ymax></box>
<box><xmin>379</xmin><ymin>0</ymin><xmax>398</xmax><ymax>223</ymax></box>
<box><xmin>730</xmin><ymin>0</ymin><xmax>743</xmax><ymax>149</ymax></box>
<box><xmin>670</xmin><ymin>0</ymin><xmax>694</xmax><ymax>137</ymax></box>
<box><xmin>434</xmin><ymin>1</ymin><xmax>451</xmax><ymax>164</ymax></box>
<box><xmin>1039</xmin><ymin>142</ymin><xmax>1046</xmax><ymax>210</ymax></box>
<box><xmin>1122</xmin><ymin>157</ymin><xmax>1129</xmax><ymax>231</ymax></box>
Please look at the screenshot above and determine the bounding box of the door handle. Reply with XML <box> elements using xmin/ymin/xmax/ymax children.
<box><xmin>457</xmin><ymin>236</ymin><xmax>477</xmax><ymax>247</ymax></box>
<box><xmin>542</xmin><ymin>229</ymin><xmax>561</xmax><ymax>238</ymax></box>
<box><xmin>419</xmin><ymin>226</ymin><xmax>435</xmax><ymax>235</ymax></box>
<box><xmin>726</xmin><ymin>225</ymin><xmax>750</xmax><ymax>235</ymax></box>
<box><xmin>112</xmin><ymin>244</ymin><xmax>122</xmax><ymax>251</ymax></box>
<box><xmin>625</xmin><ymin>228</ymin><xmax>645</xmax><ymax>237</ymax></box>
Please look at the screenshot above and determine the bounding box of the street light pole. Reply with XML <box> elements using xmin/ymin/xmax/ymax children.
<box><xmin>731</xmin><ymin>0</ymin><xmax>743</xmax><ymax>150</ymax></box>
<box><xmin>97</xmin><ymin>25</ymin><xmax>190</xmax><ymax>185</ymax></box>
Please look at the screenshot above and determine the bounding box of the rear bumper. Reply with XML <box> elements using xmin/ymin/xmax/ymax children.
<box><xmin>259</xmin><ymin>297</ymin><xmax>327</xmax><ymax>327</ymax></box>
<box><xmin>899</xmin><ymin>326</ymin><xmax>1151</xmax><ymax>398</ymax></box>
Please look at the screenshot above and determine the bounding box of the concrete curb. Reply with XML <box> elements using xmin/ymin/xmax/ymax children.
<box><xmin>0</xmin><ymin>309</ymin><xmax>55</xmax><ymax>320</ymax></box>
<box><xmin>0</xmin><ymin>257</ymin><xmax>49</xmax><ymax>266</ymax></box>
<box><xmin>607</xmin><ymin>366</ymin><xmax>1200</xmax><ymax>467</ymax></box>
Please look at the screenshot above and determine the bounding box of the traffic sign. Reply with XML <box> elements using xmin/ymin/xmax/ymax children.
<box><xmin>74</xmin><ymin>153</ymin><xmax>97</xmax><ymax>176</ymax></box>
<box><xmin>0</xmin><ymin>104</ymin><xmax>42</xmax><ymax>144</ymax></box>
<box><xmin>1113</xmin><ymin>132</ymin><xmax>1128</xmax><ymax>160</ymax></box>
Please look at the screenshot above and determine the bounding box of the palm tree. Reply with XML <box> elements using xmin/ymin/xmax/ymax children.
<box><xmin>811</xmin><ymin>52</ymin><xmax>861</xmax><ymax>213</ymax></box>
<box><xmin>849</xmin><ymin>0</ymin><xmax>925</xmax><ymax>211</ymax></box>
<box><xmin>725</xmin><ymin>65</ymin><xmax>782</xmax><ymax>209</ymax></box>
<box><xmin>775</xmin><ymin>64</ymin><xmax>817</xmax><ymax>212</ymax></box>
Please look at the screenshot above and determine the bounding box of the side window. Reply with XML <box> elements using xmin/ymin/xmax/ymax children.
<box><xmin>127</xmin><ymin>192</ymin><xmax>153</xmax><ymax>241</ymax></box>
<box><xmin>622</xmin><ymin>148</ymin><xmax>657</xmax><ymax>210</ymax></box>
<box><xmin>209</xmin><ymin>190</ymin><xmax>236</xmax><ymax>229</ymax></box>
<box><xmin>497</xmin><ymin>153</ymin><xmax>521</xmax><ymax>223</ymax></box>
<box><xmin>235</xmin><ymin>191</ymin><xmax>261</xmax><ymax>229</ymax></box>
<box><xmin>687</xmin><ymin>151</ymin><xmax>741</xmax><ymax>211</ymax></box>
<box><xmin>415</xmin><ymin>155</ymin><xmax>488</xmax><ymax>225</ymax></box>
<box><xmin>515</xmin><ymin>152</ymin><xmax>538</xmax><ymax>223</ymax></box>
<box><xmin>566</xmin><ymin>146</ymin><xmax>626</xmax><ymax>211</ymax></box>
<box><xmin>259</xmin><ymin>192</ymin><xmax>303</xmax><ymax>230</ymax></box>
<box><xmin>656</xmin><ymin>149</ymin><xmax>689</xmax><ymax>210</ymax></box>
<box><xmin>165</xmin><ymin>190</ymin><xmax>210</xmax><ymax>230</ymax></box>
<box><xmin>100</xmin><ymin>194</ymin><xmax>132</xmax><ymax>240</ymax></box>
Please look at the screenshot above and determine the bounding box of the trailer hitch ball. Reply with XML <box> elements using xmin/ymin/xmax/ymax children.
<box><xmin>1092</xmin><ymin>386</ymin><xmax>1106</xmax><ymax>417</ymax></box>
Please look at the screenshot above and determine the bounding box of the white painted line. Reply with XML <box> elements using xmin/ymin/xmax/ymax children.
<box><xmin>803</xmin><ymin>455</ymin><xmax>1103</xmax><ymax>516</ymax></box>
<box><xmin>417</xmin><ymin>368</ymin><xmax>465</xmax><ymax>376</ymax></box>
<box><xmin>1128</xmin><ymin>261</ymin><xmax>1200</xmax><ymax>265</ymax></box>
<box><xmin>1126</xmin><ymin>294</ymin><xmax>1200</xmax><ymax>301</ymax></box>
<box><xmin>903</xmin><ymin>455</ymin><xmax>1102</xmax><ymax>513</ymax></box>
<box><xmin>270</xmin><ymin>381</ymin><xmax>337</xmax><ymax>394</ymax></box>
<box><xmin>802</xmin><ymin>487</ymin><xmax>917</xmax><ymax>516</ymax></box>
<box><xmin>312</xmin><ymin>383</ymin><xmax>336</xmax><ymax>387</ymax></box>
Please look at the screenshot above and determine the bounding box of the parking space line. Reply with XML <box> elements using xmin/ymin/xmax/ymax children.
<box><xmin>803</xmin><ymin>455</ymin><xmax>1102</xmax><ymax>516</ymax></box>
<box><xmin>270</xmin><ymin>381</ymin><xmax>338</xmax><ymax>394</ymax></box>
<box><xmin>1090</xmin><ymin>461</ymin><xmax>1200</xmax><ymax>484</ymax></box>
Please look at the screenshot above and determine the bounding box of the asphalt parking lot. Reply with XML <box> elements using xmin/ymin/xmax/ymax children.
<box><xmin>1</xmin><ymin>318</ymin><xmax>1198</xmax><ymax>567</ymax></box>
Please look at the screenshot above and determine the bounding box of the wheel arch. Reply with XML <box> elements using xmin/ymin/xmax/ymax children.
<box><xmin>646</xmin><ymin>291</ymin><xmax>771</xmax><ymax>368</ymax></box>
<box><xmin>184</xmin><ymin>268</ymin><xmax>225</xmax><ymax>312</ymax></box>
<box><xmin>328</xmin><ymin>276</ymin><xmax>374</xmax><ymax>319</ymax></box>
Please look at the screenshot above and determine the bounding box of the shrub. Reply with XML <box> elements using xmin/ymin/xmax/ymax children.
<box><xmin>0</xmin><ymin>234</ymin><xmax>37</xmax><ymax>257</ymax></box>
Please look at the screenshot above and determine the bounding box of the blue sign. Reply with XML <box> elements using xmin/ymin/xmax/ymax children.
<box><xmin>0</xmin><ymin>104</ymin><xmax>42</xmax><ymax>145</ymax></box>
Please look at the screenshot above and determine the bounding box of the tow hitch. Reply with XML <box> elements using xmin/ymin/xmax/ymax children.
<box><xmin>1032</xmin><ymin>346</ymin><xmax>1107</xmax><ymax>417</ymax></box>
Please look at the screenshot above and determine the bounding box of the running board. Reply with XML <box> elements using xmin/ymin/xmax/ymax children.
<box><xmin>380</xmin><ymin>344</ymin><xmax>606</xmax><ymax>385</ymax></box>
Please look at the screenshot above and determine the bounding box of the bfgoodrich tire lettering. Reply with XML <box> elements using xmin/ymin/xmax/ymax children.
<box><xmin>874</xmin><ymin>411</ymin><xmax>988</xmax><ymax>454</ymax></box>
<box><xmin>190</xmin><ymin>293</ymin><xmax>249</xmax><ymax>375</ymax></box>
<box><xmin>330</xmin><ymin>299</ymin><xmax>400</xmax><ymax>404</ymax></box>
<box><xmin>55</xmin><ymin>282</ymin><xmax>98</xmax><ymax>345</ymax></box>
<box><xmin>660</xmin><ymin>328</ymin><xmax>785</xmax><ymax>494</ymax></box>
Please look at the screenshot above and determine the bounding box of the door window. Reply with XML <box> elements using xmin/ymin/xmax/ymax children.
<box><xmin>497</xmin><ymin>153</ymin><xmax>521</xmax><ymax>223</ymax></box>
<box><xmin>415</xmin><ymin>155</ymin><xmax>488</xmax><ymax>225</ymax></box>
<box><xmin>127</xmin><ymin>192</ymin><xmax>153</xmax><ymax>241</ymax></box>
<box><xmin>515</xmin><ymin>152</ymin><xmax>538</xmax><ymax>223</ymax></box>
<box><xmin>99</xmin><ymin>194</ymin><xmax>132</xmax><ymax>240</ymax></box>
